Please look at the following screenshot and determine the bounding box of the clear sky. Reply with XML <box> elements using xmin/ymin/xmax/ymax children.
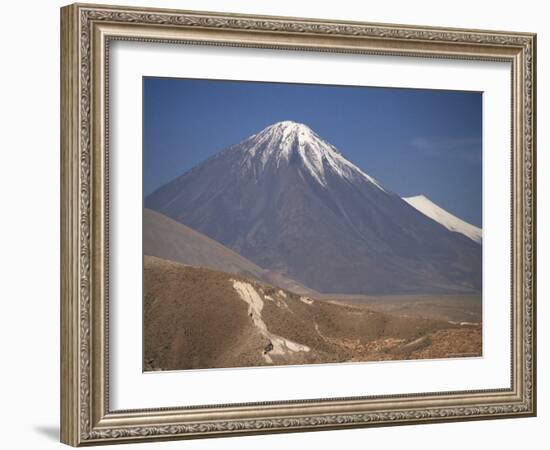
<box><xmin>144</xmin><ymin>77</ymin><xmax>482</xmax><ymax>227</ymax></box>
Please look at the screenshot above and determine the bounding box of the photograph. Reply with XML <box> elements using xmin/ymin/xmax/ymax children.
<box><xmin>57</xmin><ymin>2</ymin><xmax>536</xmax><ymax>446</ymax></box>
<box><xmin>142</xmin><ymin>78</ymin><xmax>483</xmax><ymax>371</ymax></box>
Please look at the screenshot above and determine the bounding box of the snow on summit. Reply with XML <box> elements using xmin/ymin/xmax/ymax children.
<box><xmin>236</xmin><ymin>121</ymin><xmax>385</xmax><ymax>190</ymax></box>
<box><xmin>403</xmin><ymin>195</ymin><xmax>482</xmax><ymax>244</ymax></box>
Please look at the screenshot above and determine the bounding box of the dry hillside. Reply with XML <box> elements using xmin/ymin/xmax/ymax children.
<box><xmin>144</xmin><ymin>256</ymin><xmax>481</xmax><ymax>371</ymax></box>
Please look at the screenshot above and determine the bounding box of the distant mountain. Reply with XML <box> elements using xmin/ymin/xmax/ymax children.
<box><xmin>146</xmin><ymin>121</ymin><xmax>482</xmax><ymax>295</ymax></box>
<box><xmin>403</xmin><ymin>195</ymin><xmax>482</xmax><ymax>244</ymax></box>
<box><xmin>143</xmin><ymin>208</ymin><xmax>317</xmax><ymax>295</ymax></box>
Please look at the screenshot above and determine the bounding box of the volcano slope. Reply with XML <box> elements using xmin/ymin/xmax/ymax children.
<box><xmin>143</xmin><ymin>208</ymin><xmax>317</xmax><ymax>295</ymax></box>
<box><xmin>143</xmin><ymin>256</ymin><xmax>481</xmax><ymax>371</ymax></box>
<box><xmin>146</xmin><ymin>121</ymin><xmax>482</xmax><ymax>295</ymax></box>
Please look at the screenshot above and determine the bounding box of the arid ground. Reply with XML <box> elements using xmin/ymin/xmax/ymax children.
<box><xmin>144</xmin><ymin>256</ymin><xmax>481</xmax><ymax>371</ymax></box>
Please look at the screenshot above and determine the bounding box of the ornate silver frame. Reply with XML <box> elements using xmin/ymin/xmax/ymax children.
<box><xmin>60</xmin><ymin>3</ymin><xmax>536</xmax><ymax>446</ymax></box>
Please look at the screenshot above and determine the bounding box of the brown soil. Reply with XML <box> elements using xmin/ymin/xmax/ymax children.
<box><xmin>144</xmin><ymin>256</ymin><xmax>482</xmax><ymax>371</ymax></box>
<box><xmin>321</xmin><ymin>292</ymin><xmax>482</xmax><ymax>323</ymax></box>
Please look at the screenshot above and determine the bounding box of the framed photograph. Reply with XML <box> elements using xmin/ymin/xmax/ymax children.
<box><xmin>60</xmin><ymin>3</ymin><xmax>536</xmax><ymax>446</ymax></box>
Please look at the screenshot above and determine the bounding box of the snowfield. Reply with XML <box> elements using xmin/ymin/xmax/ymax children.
<box><xmin>238</xmin><ymin>121</ymin><xmax>386</xmax><ymax>190</ymax></box>
<box><xmin>403</xmin><ymin>195</ymin><xmax>482</xmax><ymax>244</ymax></box>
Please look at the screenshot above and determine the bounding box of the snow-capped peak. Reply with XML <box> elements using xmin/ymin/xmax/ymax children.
<box><xmin>268</xmin><ymin>120</ymin><xmax>314</xmax><ymax>135</ymax></box>
<box><xmin>237</xmin><ymin>121</ymin><xmax>385</xmax><ymax>191</ymax></box>
<box><xmin>403</xmin><ymin>195</ymin><xmax>482</xmax><ymax>244</ymax></box>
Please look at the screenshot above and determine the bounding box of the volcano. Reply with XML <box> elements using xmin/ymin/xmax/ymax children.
<box><xmin>145</xmin><ymin>121</ymin><xmax>482</xmax><ymax>295</ymax></box>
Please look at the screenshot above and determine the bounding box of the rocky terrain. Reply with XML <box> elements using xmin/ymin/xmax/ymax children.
<box><xmin>144</xmin><ymin>256</ymin><xmax>481</xmax><ymax>371</ymax></box>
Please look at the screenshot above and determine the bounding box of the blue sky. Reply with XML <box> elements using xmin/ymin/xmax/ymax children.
<box><xmin>143</xmin><ymin>77</ymin><xmax>482</xmax><ymax>227</ymax></box>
